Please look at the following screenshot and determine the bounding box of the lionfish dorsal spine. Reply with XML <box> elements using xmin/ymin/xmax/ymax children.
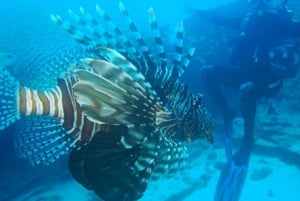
<box><xmin>50</xmin><ymin>2</ymin><xmax>195</xmax><ymax>103</ymax></box>
<box><xmin>148</xmin><ymin>7</ymin><xmax>166</xmax><ymax>60</ymax></box>
<box><xmin>118</xmin><ymin>2</ymin><xmax>151</xmax><ymax>55</ymax></box>
<box><xmin>95</xmin><ymin>4</ymin><xmax>137</xmax><ymax>54</ymax></box>
<box><xmin>173</xmin><ymin>22</ymin><xmax>184</xmax><ymax>66</ymax></box>
<box><xmin>50</xmin><ymin>14</ymin><xmax>98</xmax><ymax>51</ymax></box>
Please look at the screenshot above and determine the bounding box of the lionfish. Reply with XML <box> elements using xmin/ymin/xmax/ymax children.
<box><xmin>0</xmin><ymin>2</ymin><xmax>214</xmax><ymax>201</ymax></box>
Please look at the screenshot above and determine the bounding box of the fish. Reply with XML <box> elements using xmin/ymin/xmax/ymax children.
<box><xmin>0</xmin><ymin>52</ymin><xmax>16</xmax><ymax>69</ymax></box>
<box><xmin>0</xmin><ymin>2</ymin><xmax>214</xmax><ymax>201</ymax></box>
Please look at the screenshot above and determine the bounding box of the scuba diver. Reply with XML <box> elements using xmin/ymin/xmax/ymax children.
<box><xmin>198</xmin><ymin>0</ymin><xmax>300</xmax><ymax>200</ymax></box>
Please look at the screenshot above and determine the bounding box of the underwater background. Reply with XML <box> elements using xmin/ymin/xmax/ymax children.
<box><xmin>0</xmin><ymin>0</ymin><xmax>300</xmax><ymax>200</ymax></box>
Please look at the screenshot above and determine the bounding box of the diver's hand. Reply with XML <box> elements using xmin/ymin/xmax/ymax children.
<box><xmin>239</xmin><ymin>82</ymin><xmax>254</xmax><ymax>93</ymax></box>
<box><xmin>265</xmin><ymin>80</ymin><xmax>283</xmax><ymax>97</ymax></box>
<box><xmin>239</xmin><ymin>82</ymin><xmax>255</xmax><ymax>111</ymax></box>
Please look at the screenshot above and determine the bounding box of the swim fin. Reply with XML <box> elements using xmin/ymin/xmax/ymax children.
<box><xmin>214</xmin><ymin>155</ymin><xmax>249</xmax><ymax>201</ymax></box>
<box><xmin>214</xmin><ymin>120</ymin><xmax>250</xmax><ymax>201</ymax></box>
<box><xmin>215</xmin><ymin>81</ymin><xmax>257</xmax><ymax>201</ymax></box>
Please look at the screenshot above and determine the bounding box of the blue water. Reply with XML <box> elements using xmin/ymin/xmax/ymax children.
<box><xmin>1</xmin><ymin>0</ymin><xmax>300</xmax><ymax>201</ymax></box>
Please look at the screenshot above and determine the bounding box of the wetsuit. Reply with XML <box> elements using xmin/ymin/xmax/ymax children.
<box><xmin>201</xmin><ymin>6</ymin><xmax>300</xmax><ymax>126</ymax></box>
<box><xmin>199</xmin><ymin>3</ymin><xmax>300</xmax><ymax>201</ymax></box>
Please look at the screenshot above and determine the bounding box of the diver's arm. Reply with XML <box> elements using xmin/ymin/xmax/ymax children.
<box><xmin>197</xmin><ymin>9</ymin><xmax>241</xmax><ymax>29</ymax></box>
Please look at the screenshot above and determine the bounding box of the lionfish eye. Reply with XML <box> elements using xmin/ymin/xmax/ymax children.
<box><xmin>185</xmin><ymin>132</ymin><xmax>194</xmax><ymax>143</ymax></box>
<box><xmin>193</xmin><ymin>100</ymin><xmax>197</xmax><ymax>106</ymax></box>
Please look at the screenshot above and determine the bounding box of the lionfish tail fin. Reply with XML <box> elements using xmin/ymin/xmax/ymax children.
<box><xmin>15</xmin><ymin>116</ymin><xmax>78</xmax><ymax>166</ymax></box>
<box><xmin>0</xmin><ymin>70</ymin><xmax>20</xmax><ymax>131</ymax></box>
<box><xmin>68</xmin><ymin>126</ymin><xmax>159</xmax><ymax>201</ymax></box>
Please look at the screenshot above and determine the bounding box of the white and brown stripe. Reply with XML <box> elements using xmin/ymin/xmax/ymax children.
<box><xmin>17</xmin><ymin>77</ymin><xmax>102</xmax><ymax>144</ymax></box>
<box><xmin>18</xmin><ymin>85</ymin><xmax>63</xmax><ymax>117</ymax></box>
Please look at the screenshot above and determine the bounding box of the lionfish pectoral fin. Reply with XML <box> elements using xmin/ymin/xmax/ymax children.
<box><xmin>15</xmin><ymin>116</ymin><xmax>78</xmax><ymax>166</ymax></box>
<box><xmin>151</xmin><ymin>137</ymin><xmax>188</xmax><ymax>179</ymax></box>
<box><xmin>93</xmin><ymin>47</ymin><xmax>152</xmax><ymax>92</ymax></box>
<box><xmin>73</xmin><ymin>57</ymin><xmax>161</xmax><ymax>125</ymax></box>
<box><xmin>68</xmin><ymin>125</ymin><xmax>156</xmax><ymax>201</ymax></box>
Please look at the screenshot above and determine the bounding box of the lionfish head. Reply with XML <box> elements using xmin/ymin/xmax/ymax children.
<box><xmin>183</xmin><ymin>93</ymin><xmax>214</xmax><ymax>143</ymax></box>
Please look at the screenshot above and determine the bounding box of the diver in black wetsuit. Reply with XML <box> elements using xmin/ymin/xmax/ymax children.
<box><xmin>201</xmin><ymin>0</ymin><xmax>300</xmax><ymax>125</ymax></box>
<box><xmin>198</xmin><ymin>0</ymin><xmax>300</xmax><ymax>200</ymax></box>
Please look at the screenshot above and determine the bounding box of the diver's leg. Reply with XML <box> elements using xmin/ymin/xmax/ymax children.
<box><xmin>201</xmin><ymin>66</ymin><xmax>240</xmax><ymax>126</ymax></box>
<box><xmin>214</xmin><ymin>82</ymin><xmax>256</xmax><ymax>201</ymax></box>
<box><xmin>202</xmin><ymin>66</ymin><xmax>244</xmax><ymax>161</ymax></box>
<box><xmin>233</xmin><ymin>82</ymin><xmax>256</xmax><ymax>165</ymax></box>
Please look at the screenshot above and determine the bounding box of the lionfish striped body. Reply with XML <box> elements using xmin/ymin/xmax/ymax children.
<box><xmin>0</xmin><ymin>2</ymin><xmax>214</xmax><ymax>201</ymax></box>
<box><xmin>51</xmin><ymin>3</ymin><xmax>213</xmax><ymax>142</ymax></box>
